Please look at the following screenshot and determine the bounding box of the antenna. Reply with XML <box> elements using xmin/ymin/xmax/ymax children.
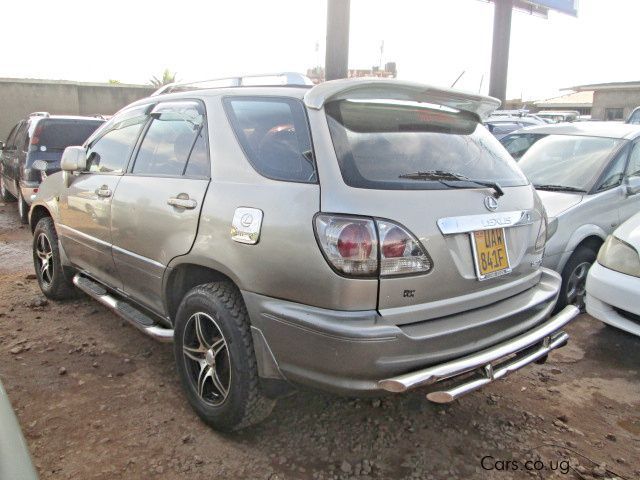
<box><xmin>451</xmin><ymin>70</ymin><xmax>465</xmax><ymax>88</ymax></box>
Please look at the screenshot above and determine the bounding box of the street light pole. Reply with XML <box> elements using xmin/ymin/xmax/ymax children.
<box><xmin>488</xmin><ymin>0</ymin><xmax>513</xmax><ymax>103</ymax></box>
<box><xmin>325</xmin><ymin>0</ymin><xmax>351</xmax><ymax>81</ymax></box>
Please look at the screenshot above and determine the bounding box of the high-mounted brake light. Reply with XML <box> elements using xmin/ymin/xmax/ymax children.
<box><xmin>314</xmin><ymin>214</ymin><xmax>433</xmax><ymax>277</ymax></box>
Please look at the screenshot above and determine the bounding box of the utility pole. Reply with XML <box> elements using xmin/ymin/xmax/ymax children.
<box><xmin>325</xmin><ymin>0</ymin><xmax>351</xmax><ymax>81</ymax></box>
<box><xmin>488</xmin><ymin>0</ymin><xmax>513</xmax><ymax>103</ymax></box>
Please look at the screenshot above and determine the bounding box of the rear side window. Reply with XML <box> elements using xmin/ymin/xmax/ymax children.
<box><xmin>30</xmin><ymin>119</ymin><xmax>104</xmax><ymax>152</ymax></box>
<box><xmin>325</xmin><ymin>99</ymin><xmax>527</xmax><ymax>190</ymax></box>
<box><xmin>132</xmin><ymin>101</ymin><xmax>208</xmax><ymax>177</ymax></box>
<box><xmin>224</xmin><ymin>97</ymin><xmax>316</xmax><ymax>183</ymax></box>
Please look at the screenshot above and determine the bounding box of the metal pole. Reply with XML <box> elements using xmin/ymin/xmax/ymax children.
<box><xmin>325</xmin><ymin>0</ymin><xmax>350</xmax><ymax>81</ymax></box>
<box><xmin>488</xmin><ymin>0</ymin><xmax>513</xmax><ymax>103</ymax></box>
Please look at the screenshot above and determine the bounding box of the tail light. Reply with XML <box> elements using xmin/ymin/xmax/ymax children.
<box><xmin>314</xmin><ymin>214</ymin><xmax>433</xmax><ymax>277</ymax></box>
<box><xmin>535</xmin><ymin>210</ymin><xmax>548</xmax><ymax>252</ymax></box>
<box><xmin>314</xmin><ymin>215</ymin><xmax>378</xmax><ymax>276</ymax></box>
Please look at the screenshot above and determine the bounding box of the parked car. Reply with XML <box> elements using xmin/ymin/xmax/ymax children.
<box><xmin>586</xmin><ymin>212</ymin><xmax>640</xmax><ymax>336</ymax></box>
<box><xmin>0</xmin><ymin>380</ymin><xmax>38</xmax><ymax>480</ymax></box>
<box><xmin>536</xmin><ymin>110</ymin><xmax>580</xmax><ymax>123</ymax></box>
<box><xmin>503</xmin><ymin>122</ymin><xmax>640</xmax><ymax>310</ymax></box>
<box><xmin>0</xmin><ymin>113</ymin><xmax>105</xmax><ymax>223</ymax></box>
<box><xmin>627</xmin><ymin>106</ymin><xmax>640</xmax><ymax>125</ymax></box>
<box><xmin>485</xmin><ymin>116</ymin><xmax>545</xmax><ymax>140</ymax></box>
<box><xmin>29</xmin><ymin>75</ymin><xmax>578</xmax><ymax>431</ymax></box>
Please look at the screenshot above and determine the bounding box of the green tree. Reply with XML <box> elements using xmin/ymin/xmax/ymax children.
<box><xmin>150</xmin><ymin>69</ymin><xmax>177</xmax><ymax>87</ymax></box>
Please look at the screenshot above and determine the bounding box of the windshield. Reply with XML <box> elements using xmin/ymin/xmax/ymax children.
<box><xmin>325</xmin><ymin>99</ymin><xmax>528</xmax><ymax>190</ymax></box>
<box><xmin>518</xmin><ymin>134</ymin><xmax>624</xmax><ymax>191</ymax></box>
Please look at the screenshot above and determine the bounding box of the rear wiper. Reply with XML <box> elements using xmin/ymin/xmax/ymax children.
<box><xmin>399</xmin><ymin>170</ymin><xmax>504</xmax><ymax>197</ymax></box>
<box><xmin>533</xmin><ymin>184</ymin><xmax>586</xmax><ymax>193</ymax></box>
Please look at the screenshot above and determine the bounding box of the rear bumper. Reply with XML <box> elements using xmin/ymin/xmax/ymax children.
<box><xmin>244</xmin><ymin>268</ymin><xmax>572</xmax><ymax>397</ymax></box>
<box><xmin>19</xmin><ymin>180</ymin><xmax>39</xmax><ymax>205</ymax></box>
<box><xmin>586</xmin><ymin>261</ymin><xmax>640</xmax><ymax>336</ymax></box>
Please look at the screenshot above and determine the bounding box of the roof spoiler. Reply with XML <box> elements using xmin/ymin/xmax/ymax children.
<box><xmin>304</xmin><ymin>78</ymin><xmax>501</xmax><ymax>120</ymax></box>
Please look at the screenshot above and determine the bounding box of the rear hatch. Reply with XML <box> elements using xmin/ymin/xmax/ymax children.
<box><xmin>27</xmin><ymin>118</ymin><xmax>105</xmax><ymax>173</ymax></box>
<box><xmin>306</xmin><ymin>80</ymin><xmax>546</xmax><ymax>325</ymax></box>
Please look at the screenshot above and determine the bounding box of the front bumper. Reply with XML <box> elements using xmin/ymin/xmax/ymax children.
<box><xmin>586</xmin><ymin>261</ymin><xmax>640</xmax><ymax>336</ymax></box>
<box><xmin>244</xmin><ymin>268</ymin><xmax>576</xmax><ymax>399</ymax></box>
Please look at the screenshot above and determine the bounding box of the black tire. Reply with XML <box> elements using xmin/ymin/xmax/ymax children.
<box><xmin>0</xmin><ymin>174</ymin><xmax>15</xmax><ymax>202</ymax></box>
<box><xmin>557</xmin><ymin>246</ymin><xmax>597</xmax><ymax>312</ymax></box>
<box><xmin>173</xmin><ymin>282</ymin><xmax>275</xmax><ymax>431</ymax></box>
<box><xmin>17</xmin><ymin>190</ymin><xmax>29</xmax><ymax>224</ymax></box>
<box><xmin>32</xmin><ymin>217</ymin><xmax>77</xmax><ymax>300</ymax></box>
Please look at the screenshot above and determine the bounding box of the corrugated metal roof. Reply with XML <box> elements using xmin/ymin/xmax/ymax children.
<box><xmin>534</xmin><ymin>90</ymin><xmax>593</xmax><ymax>107</ymax></box>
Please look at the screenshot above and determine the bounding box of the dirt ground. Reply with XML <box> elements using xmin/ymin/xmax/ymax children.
<box><xmin>0</xmin><ymin>202</ymin><xmax>638</xmax><ymax>480</ymax></box>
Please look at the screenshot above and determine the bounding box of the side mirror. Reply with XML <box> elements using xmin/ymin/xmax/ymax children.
<box><xmin>60</xmin><ymin>146</ymin><xmax>87</xmax><ymax>172</ymax></box>
<box><xmin>0</xmin><ymin>141</ymin><xmax>4</xmax><ymax>150</ymax></box>
<box><xmin>625</xmin><ymin>176</ymin><xmax>640</xmax><ymax>196</ymax></box>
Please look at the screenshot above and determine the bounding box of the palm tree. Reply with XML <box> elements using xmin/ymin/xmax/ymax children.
<box><xmin>150</xmin><ymin>69</ymin><xmax>177</xmax><ymax>87</ymax></box>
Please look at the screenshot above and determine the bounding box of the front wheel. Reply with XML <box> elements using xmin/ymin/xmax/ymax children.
<box><xmin>173</xmin><ymin>282</ymin><xmax>275</xmax><ymax>431</ymax></box>
<box><xmin>32</xmin><ymin>217</ymin><xmax>77</xmax><ymax>300</ymax></box>
<box><xmin>557</xmin><ymin>247</ymin><xmax>597</xmax><ymax>312</ymax></box>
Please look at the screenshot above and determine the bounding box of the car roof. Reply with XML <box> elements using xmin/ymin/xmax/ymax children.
<box><xmin>30</xmin><ymin>115</ymin><xmax>105</xmax><ymax>123</ymax></box>
<box><xmin>515</xmin><ymin>121</ymin><xmax>640</xmax><ymax>140</ymax></box>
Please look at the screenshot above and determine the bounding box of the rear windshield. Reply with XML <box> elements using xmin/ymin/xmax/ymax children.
<box><xmin>325</xmin><ymin>99</ymin><xmax>528</xmax><ymax>190</ymax></box>
<box><xmin>30</xmin><ymin>119</ymin><xmax>105</xmax><ymax>152</ymax></box>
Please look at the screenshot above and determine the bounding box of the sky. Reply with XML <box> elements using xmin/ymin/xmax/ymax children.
<box><xmin>0</xmin><ymin>0</ymin><xmax>637</xmax><ymax>101</ymax></box>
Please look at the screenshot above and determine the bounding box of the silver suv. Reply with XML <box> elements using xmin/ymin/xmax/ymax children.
<box><xmin>29</xmin><ymin>75</ymin><xmax>579</xmax><ymax>431</ymax></box>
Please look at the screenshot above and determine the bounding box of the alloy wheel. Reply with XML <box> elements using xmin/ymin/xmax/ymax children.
<box><xmin>35</xmin><ymin>233</ymin><xmax>54</xmax><ymax>287</ymax></box>
<box><xmin>566</xmin><ymin>261</ymin><xmax>591</xmax><ymax>310</ymax></box>
<box><xmin>182</xmin><ymin>312</ymin><xmax>231</xmax><ymax>406</ymax></box>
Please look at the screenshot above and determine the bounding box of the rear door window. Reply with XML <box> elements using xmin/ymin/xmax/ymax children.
<box><xmin>325</xmin><ymin>99</ymin><xmax>527</xmax><ymax>190</ymax></box>
<box><xmin>223</xmin><ymin>97</ymin><xmax>316</xmax><ymax>183</ymax></box>
<box><xmin>132</xmin><ymin>101</ymin><xmax>208</xmax><ymax>177</ymax></box>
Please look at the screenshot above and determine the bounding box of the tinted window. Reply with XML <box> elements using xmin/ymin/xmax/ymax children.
<box><xmin>224</xmin><ymin>97</ymin><xmax>316</xmax><ymax>183</ymax></box>
<box><xmin>133</xmin><ymin>101</ymin><xmax>206</xmax><ymax>176</ymax></box>
<box><xmin>628</xmin><ymin>109</ymin><xmax>640</xmax><ymax>125</ymax></box>
<box><xmin>86</xmin><ymin>107</ymin><xmax>147</xmax><ymax>174</ymax></box>
<box><xmin>184</xmin><ymin>129</ymin><xmax>209</xmax><ymax>177</ymax></box>
<box><xmin>30</xmin><ymin>119</ymin><xmax>104</xmax><ymax>152</ymax></box>
<box><xmin>519</xmin><ymin>134</ymin><xmax>624</xmax><ymax>191</ymax></box>
<box><xmin>325</xmin><ymin>99</ymin><xmax>527</xmax><ymax>190</ymax></box>
<box><xmin>5</xmin><ymin>123</ymin><xmax>20</xmax><ymax>149</ymax></box>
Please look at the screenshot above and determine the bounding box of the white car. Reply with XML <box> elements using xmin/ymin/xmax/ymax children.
<box><xmin>586</xmin><ymin>212</ymin><xmax>640</xmax><ymax>336</ymax></box>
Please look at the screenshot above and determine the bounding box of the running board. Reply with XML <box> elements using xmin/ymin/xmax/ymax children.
<box><xmin>73</xmin><ymin>274</ymin><xmax>174</xmax><ymax>343</ymax></box>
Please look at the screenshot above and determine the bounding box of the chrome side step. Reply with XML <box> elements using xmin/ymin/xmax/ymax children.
<box><xmin>73</xmin><ymin>274</ymin><xmax>174</xmax><ymax>343</ymax></box>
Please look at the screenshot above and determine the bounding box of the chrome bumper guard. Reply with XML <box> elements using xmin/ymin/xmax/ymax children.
<box><xmin>378</xmin><ymin>305</ymin><xmax>579</xmax><ymax>402</ymax></box>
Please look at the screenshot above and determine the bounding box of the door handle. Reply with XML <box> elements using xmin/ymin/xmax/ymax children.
<box><xmin>95</xmin><ymin>185</ymin><xmax>112</xmax><ymax>197</ymax></box>
<box><xmin>167</xmin><ymin>194</ymin><xmax>197</xmax><ymax>209</ymax></box>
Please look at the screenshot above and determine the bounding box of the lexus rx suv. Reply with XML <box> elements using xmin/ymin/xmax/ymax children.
<box><xmin>28</xmin><ymin>75</ymin><xmax>578</xmax><ymax>431</ymax></box>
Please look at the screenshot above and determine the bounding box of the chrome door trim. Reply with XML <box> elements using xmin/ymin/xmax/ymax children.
<box><xmin>112</xmin><ymin>244</ymin><xmax>166</xmax><ymax>271</ymax></box>
<box><xmin>57</xmin><ymin>224</ymin><xmax>111</xmax><ymax>248</ymax></box>
<box><xmin>437</xmin><ymin>210</ymin><xmax>534</xmax><ymax>235</ymax></box>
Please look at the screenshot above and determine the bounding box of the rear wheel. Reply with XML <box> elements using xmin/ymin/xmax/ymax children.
<box><xmin>557</xmin><ymin>247</ymin><xmax>597</xmax><ymax>312</ymax></box>
<box><xmin>32</xmin><ymin>217</ymin><xmax>77</xmax><ymax>300</ymax></box>
<box><xmin>17</xmin><ymin>190</ymin><xmax>29</xmax><ymax>224</ymax></box>
<box><xmin>173</xmin><ymin>282</ymin><xmax>275</xmax><ymax>431</ymax></box>
<box><xmin>0</xmin><ymin>175</ymin><xmax>14</xmax><ymax>202</ymax></box>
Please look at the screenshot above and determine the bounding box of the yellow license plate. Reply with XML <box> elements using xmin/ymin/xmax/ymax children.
<box><xmin>471</xmin><ymin>228</ymin><xmax>511</xmax><ymax>280</ymax></box>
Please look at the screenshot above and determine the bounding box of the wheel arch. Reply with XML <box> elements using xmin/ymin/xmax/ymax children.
<box><xmin>29</xmin><ymin>204</ymin><xmax>53</xmax><ymax>233</ymax></box>
<box><xmin>163</xmin><ymin>262</ymin><xmax>241</xmax><ymax>323</ymax></box>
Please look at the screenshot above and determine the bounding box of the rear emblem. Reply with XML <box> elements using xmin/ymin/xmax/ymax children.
<box><xmin>484</xmin><ymin>195</ymin><xmax>498</xmax><ymax>212</ymax></box>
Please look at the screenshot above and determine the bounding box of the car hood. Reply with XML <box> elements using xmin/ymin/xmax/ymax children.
<box><xmin>613</xmin><ymin>211</ymin><xmax>640</xmax><ymax>249</ymax></box>
<box><xmin>536</xmin><ymin>190</ymin><xmax>584</xmax><ymax>218</ymax></box>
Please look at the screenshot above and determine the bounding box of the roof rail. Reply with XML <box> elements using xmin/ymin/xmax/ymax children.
<box><xmin>151</xmin><ymin>72</ymin><xmax>313</xmax><ymax>96</ymax></box>
<box><xmin>28</xmin><ymin>111</ymin><xmax>50</xmax><ymax>118</ymax></box>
